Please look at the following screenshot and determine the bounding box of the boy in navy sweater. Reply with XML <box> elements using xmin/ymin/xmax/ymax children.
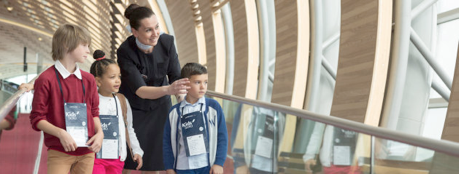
<box><xmin>163</xmin><ymin>63</ymin><xmax>228</xmax><ymax>174</ymax></box>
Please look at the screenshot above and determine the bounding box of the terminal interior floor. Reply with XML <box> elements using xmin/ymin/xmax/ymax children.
<box><xmin>0</xmin><ymin>113</ymin><xmax>235</xmax><ymax>174</ymax></box>
<box><xmin>0</xmin><ymin>114</ymin><xmax>47</xmax><ymax>174</ymax></box>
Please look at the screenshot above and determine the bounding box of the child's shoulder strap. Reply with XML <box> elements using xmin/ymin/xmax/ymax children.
<box><xmin>116</xmin><ymin>93</ymin><xmax>135</xmax><ymax>158</ymax></box>
<box><xmin>116</xmin><ymin>93</ymin><xmax>127</xmax><ymax>120</ymax></box>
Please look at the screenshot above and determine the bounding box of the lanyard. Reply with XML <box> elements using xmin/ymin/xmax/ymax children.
<box><xmin>112</xmin><ymin>93</ymin><xmax>119</xmax><ymax>116</ymax></box>
<box><xmin>180</xmin><ymin>103</ymin><xmax>204</xmax><ymax>118</ymax></box>
<box><xmin>54</xmin><ymin>68</ymin><xmax>86</xmax><ymax>103</ymax></box>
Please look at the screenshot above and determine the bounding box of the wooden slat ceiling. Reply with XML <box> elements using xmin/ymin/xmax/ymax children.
<box><xmin>331</xmin><ymin>0</ymin><xmax>392</xmax><ymax>125</ymax></box>
<box><xmin>0</xmin><ymin>0</ymin><xmax>149</xmax><ymax>78</ymax></box>
<box><xmin>230</xmin><ymin>0</ymin><xmax>249</xmax><ymax>97</ymax></box>
<box><xmin>271</xmin><ymin>1</ymin><xmax>300</xmax><ymax>106</ymax></box>
<box><xmin>164</xmin><ymin>0</ymin><xmax>199</xmax><ymax>67</ymax></box>
<box><xmin>197</xmin><ymin>0</ymin><xmax>216</xmax><ymax>91</ymax></box>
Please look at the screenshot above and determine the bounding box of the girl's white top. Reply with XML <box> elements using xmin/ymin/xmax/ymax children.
<box><xmin>98</xmin><ymin>94</ymin><xmax>144</xmax><ymax>161</ymax></box>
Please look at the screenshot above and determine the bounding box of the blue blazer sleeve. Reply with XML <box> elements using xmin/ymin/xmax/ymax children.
<box><xmin>214</xmin><ymin>102</ymin><xmax>228</xmax><ymax>166</ymax></box>
<box><xmin>163</xmin><ymin>109</ymin><xmax>175</xmax><ymax>170</ymax></box>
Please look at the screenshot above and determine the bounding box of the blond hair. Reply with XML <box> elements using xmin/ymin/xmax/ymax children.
<box><xmin>52</xmin><ymin>24</ymin><xmax>91</xmax><ymax>61</ymax></box>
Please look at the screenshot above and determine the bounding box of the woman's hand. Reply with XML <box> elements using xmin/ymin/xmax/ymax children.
<box><xmin>168</xmin><ymin>78</ymin><xmax>190</xmax><ymax>95</ymax></box>
<box><xmin>58</xmin><ymin>129</ymin><xmax>77</xmax><ymax>152</ymax></box>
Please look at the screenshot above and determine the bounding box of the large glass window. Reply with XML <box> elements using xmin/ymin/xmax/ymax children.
<box><xmin>422</xmin><ymin>0</ymin><xmax>459</xmax><ymax>140</ymax></box>
<box><xmin>383</xmin><ymin>0</ymin><xmax>459</xmax><ymax>162</ymax></box>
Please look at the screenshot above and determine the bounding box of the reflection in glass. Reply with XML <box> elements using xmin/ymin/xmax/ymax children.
<box><xmin>229</xmin><ymin>104</ymin><xmax>284</xmax><ymax>174</ymax></box>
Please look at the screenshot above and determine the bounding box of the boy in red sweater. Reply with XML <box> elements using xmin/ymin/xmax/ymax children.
<box><xmin>29</xmin><ymin>24</ymin><xmax>103</xmax><ymax>174</ymax></box>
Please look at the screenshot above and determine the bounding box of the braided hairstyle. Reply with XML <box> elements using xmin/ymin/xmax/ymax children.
<box><xmin>89</xmin><ymin>50</ymin><xmax>117</xmax><ymax>78</ymax></box>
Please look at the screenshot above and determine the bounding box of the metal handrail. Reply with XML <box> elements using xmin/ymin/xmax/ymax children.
<box><xmin>0</xmin><ymin>84</ymin><xmax>30</xmax><ymax>121</ymax></box>
<box><xmin>0</xmin><ymin>80</ymin><xmax>18</xmax><ymax>94</ymax></box>
<box><xmin>0</xmin><ymin>67</ymin><xmax>47</xmax><ymax>121</ymax></box>
<box><xmin>206</xmin><ymin>90</ymin><xmax>459</xmax><ymax>157</ymax></box>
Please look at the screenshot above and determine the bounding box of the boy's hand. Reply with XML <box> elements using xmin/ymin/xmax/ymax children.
<box><xmin>166</xmin><ymin>169</ymin><xmax>176</xmax><ymax>174</ymax></box>
<box><xmin>210</xmin><ymin>165</ymin><xmax>223</xmax><ymax>174</ymax></box>
<box><xmin>58</xmin><ymin>129</ymin><xmax>77</xmax><ymax>152</ymax></box>
<box><xmin>19</xmin><ymin>83</ymin><xmax>34</xmax><ymax>92</ymax></box>
<box><xmin>133</xmin><ymin>154</ymin><xmax>143</xmax><ymax>170</ymax></box>
<box><xmin>87</xmin><ymin>131</ymin><xmax>104</xmax><ymax>153</ymax></box>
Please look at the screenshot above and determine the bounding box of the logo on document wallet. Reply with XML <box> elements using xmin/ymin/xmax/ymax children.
<box><xmin>341</xmin><ymin>129</ymin><xmax>356</xmax><ymax>138</ymax></box>
<box><xmin>266</xmin><ymin>122</ymin><xmax>274</xmax><ymax>132</ymax></box>
<box><xmin>101</xmin><ymin>122</ymin><xmax>111</xmax><ymax>131</ymax></box>
<box><xmin>65</xmin><ymin>111</ymin><xmax>79</xmax><ymax>120</ymax></box>
<box><xmin>182</xmin><ymin>119</ymin><xmax>195</xmax><ymax>129</ymax></box>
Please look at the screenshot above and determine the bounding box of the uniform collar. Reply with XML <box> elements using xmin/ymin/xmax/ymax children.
<box><xmin>55</xmin><ymin>60</ymin><xmax>82</xmax><ymax>79</ymax></box>
<box><xmin>180</xmin><ymin>96</ymin><xmax>206</xmax><ymax>109</ymax></box>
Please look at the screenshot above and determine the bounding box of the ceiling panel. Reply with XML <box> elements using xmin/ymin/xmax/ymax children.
<box><xmin>0</xmin><ymin>0</ymin><xmax>149</xmax><ymax>77</ymax></box>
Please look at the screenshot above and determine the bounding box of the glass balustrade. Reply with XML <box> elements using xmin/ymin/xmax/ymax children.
<box><xmin>207</xmin><ymin>93</ymin><xmax>459</xmax><ymax>174</ymax></box>
<box><xmin>1</xmin><ymin>90</ymin><xmax>459</xmax><ymax>173</ymax></box>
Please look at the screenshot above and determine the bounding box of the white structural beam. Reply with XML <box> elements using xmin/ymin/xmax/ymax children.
<box><xmin>321</xmin><ymin>55</ymin><xmax>336</xmax><ymax>80</ymax></box>
<box><xmin>411</xmin><ymin>0</ymin><xmax>438</xmax><ymax>20</ymax></box>
<box><xmin>438</xmin><ymin>7</ymin><xmax>459</xmax><ymax>24</ymax></box>
<box><xmin>410</xmin><ymin>28</ymin><xmax>453</xmax><ymax>90</ymax></box>
<box><xmin>432</xmin><ymin>78</ymin><xmax>450</xmax><ymax>101</ymax></box>
<box><xmin>322</xmin><ymin>32</ymin><xmax>340</xmax><ymax>50</ymax></box>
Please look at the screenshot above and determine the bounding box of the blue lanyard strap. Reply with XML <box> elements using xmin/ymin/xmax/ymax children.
<box><xmin>54</xmin><ymin>67</ymin><xmax>86</xmax><ymax>103</ymax></box>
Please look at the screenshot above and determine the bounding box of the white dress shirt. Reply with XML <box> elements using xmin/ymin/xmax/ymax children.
<box><xmin>55</xmin><ymin>60</ymin><xmax>82</xmax><ymax>79</ymax></box>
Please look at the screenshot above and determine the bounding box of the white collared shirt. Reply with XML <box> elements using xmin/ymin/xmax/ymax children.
<box><xmin>176</xmin><ymin>97</ymin><xmax>209</xmax><ymax>170</ymax></box>
<box><xmin>98</xmin><ymin>94</ymin><xmax>144</xmax><ymax>161</ymax></box>
<box><xmin>55</xmin><ymin>60</ymin><xmax>82</xmax><ymax>79</ymax></box>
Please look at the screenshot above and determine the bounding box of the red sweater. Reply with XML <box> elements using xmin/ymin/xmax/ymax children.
<box><xmin>30</xmin><ymin>66</ymin><xmax>99</xmax><ymax>155</ymax></box>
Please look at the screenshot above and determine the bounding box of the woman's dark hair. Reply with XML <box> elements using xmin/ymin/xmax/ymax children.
<box><xmin>90</xmin><ymin>50</ymin><xmax>117</xmax><ymax>78</ymax></box>
<box><xmin>124</xmin><ymin>4</ymin><xmax>140</xmax><ymax>19</ymax></box>
<box><xmin>181</xmin><ymin>62</ymin><xmax>208</xmax><ymax>79</ymax></box>
<box><xmin>124</xmin><ymin>4</ymin><xmax>155</xmax><ymax>30</ymax></box>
